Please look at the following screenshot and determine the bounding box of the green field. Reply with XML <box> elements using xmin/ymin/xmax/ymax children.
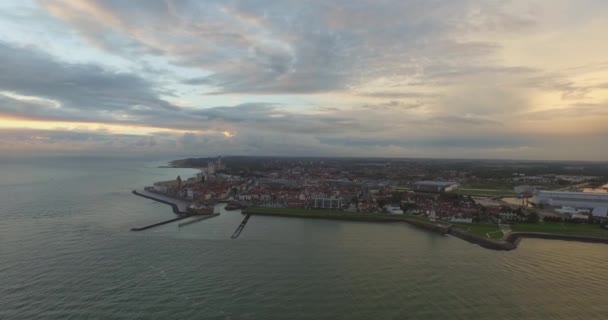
<box><xmin>452</xmin><ymin>188</ymin><xmax>516</xmax><ymax>197</ymax></box>
<box><xmin>512</xmin><ymin>223</ymin><xmax>608</xmax><ymax>238</ymax></box>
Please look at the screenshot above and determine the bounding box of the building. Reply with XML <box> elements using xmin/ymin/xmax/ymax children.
<box><xmin>385</xmin><ymin>204</ymin><xmax>403</xmax><ymax>215</ymax></box>
<box><xmin>413</xmin><ymin>181</ymin><xmax>459</xmax><ymax>193</ymax></box>
<box><xmin>449</xmin><ymin>216</ymin><xmax>473</xmax><ymax>223</ymax></box>
<box><xmin>312</xmin><ymin>197</ymin><xmax>342</xmax><ymax>209</ymax></box>
<box><xmin>153</xmin><ymin>179</ymin><xmax>181</xmax><ymax>193</ymax></box>
<box><xmin>514</xmin><ymin>185</ymin><xmax>537</xmax><ymax>195</ymax></box>
<box><xmin>536</xmin><ymin>191</ymin><xmax>608</xmax><ymax>214</ymax></box>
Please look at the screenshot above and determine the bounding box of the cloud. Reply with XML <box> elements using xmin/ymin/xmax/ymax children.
<box><xmin>523</xmin><ymin>102</ymin><xmax>608</xmax><ymax>120</ymax></box>
<box><xmin>360</xmin><ymin>101</ymin><xmax>424</xmax><ymax>111</ymax></box>
<box><xmin>0</xmin><ymin>0</ymin><xmax>606</xmax><ymax>160</ymax></box>
<box><xmin>318</xmin><ymin>135</ymin><xmax>532</xmax><ymax>149</ymax></box>
<box><xmin>0</xmin><ymin>41</ymin><xmax>176</xmax><ymax>116</ymax></box>
<box><xmin>39</xmin><ymin>0</ymin><xmax>543</xmax><ymax>95</ymax></box>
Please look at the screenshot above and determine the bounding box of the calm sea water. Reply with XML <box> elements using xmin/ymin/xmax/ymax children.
<box><xmin>1</xmin><ymin>157</ymin><xmax>607</xmax><ymax>320</ymax></box>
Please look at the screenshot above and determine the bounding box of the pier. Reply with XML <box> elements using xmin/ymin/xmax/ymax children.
<box><xmin>178</xmin><ymin>213</ymin><xmax>220</xmax><ymax>227</ymax></box>
<box><xmin>130</xmin><ymin>216</ymin><xmax>191</xmax><ymax>231</ymax></box>
<box><xmin>231</xmin><ymin>214</ymin><xmax>251</xmax><ymax>239</ymax></box>
<box><xmin>131</xmin><ymin>189</ymin><xmax>195</xmax><ymax>231</ymax></box>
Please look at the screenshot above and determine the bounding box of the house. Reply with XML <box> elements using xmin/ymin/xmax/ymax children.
<box><xmin>449</xmin><ymin>216</ymin><xmax>473</xmax><ymax>223</ymax></box>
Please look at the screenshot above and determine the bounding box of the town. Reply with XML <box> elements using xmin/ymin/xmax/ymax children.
<box><xmin>146</xmin><ymin>156</ymin><xmax>608</xmax><ymax>240</ymax></box>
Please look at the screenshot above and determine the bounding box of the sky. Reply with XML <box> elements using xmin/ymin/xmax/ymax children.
<box><xmin>0</xmin><ymin>0</ymin><xmax>607</xmax><ymax>160</ymax></box>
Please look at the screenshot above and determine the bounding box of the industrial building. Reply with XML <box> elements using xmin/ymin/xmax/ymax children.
<box><xmin>413</xmin><ymin>181</ymin><xmax>459</xmax><ymax>193</ymax></box>
<box><xmin>535</xmin><ymin>191</ymin><xmax>608</xmax><ymax>217</ymax></box>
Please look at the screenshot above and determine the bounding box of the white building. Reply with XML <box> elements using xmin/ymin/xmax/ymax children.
<box><xmin>536</xmin><ymin>191</ymin><xmax>608</xmax><ymax>210</ymax></box>
<box><xmin>449</xmin><ymin>216</ymin><xmax>473</xmax><ymax>223</ymax></box>
<box><xmin>185</xmin><ymin>188</ymin><xmax>195</xmax><ymax>200</ymax></box>
<box><xmin>385</xmin><ymin>204</ymin><xmax>403</xmax><ymax>215</ymax></box>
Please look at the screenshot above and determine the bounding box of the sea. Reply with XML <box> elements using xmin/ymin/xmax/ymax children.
<box><xmin>1</xmin><ymin>157</ymin><xmax>607</xmax><ymax>320</ymax></box>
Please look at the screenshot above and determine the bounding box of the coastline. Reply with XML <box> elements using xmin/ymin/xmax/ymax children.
<box><xmin>243</xmin><ymin>209</ymin><xmax>451</xmax><ymax>234</ymax></box>
<box><xmin>243</xmin><ymin>208</ymin><xmax>608</xmax><ymax>251</ymax></box>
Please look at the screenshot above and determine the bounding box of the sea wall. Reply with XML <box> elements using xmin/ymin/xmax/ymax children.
<box><xmin>244</xmin><ymin>209</ymin><xmax>608</xmax><ymax>250</ymax></box>
<box><xmin>245</xmin><ymin>210</ymin><xmax>450</xmax><ymax>235</ymax></box>
<box><xmin>403</xmin><ymin>219</ymin><xmax>450</xmax><ymax>235</ymax></box>
<box><xmin>448</xmin><ymin>227</ymin><xmax>515</xmax><ymax>251</ymax></box>
<box><xmin>244</xmin><ymin>211</ymin><xmax>406</xmax><ymax>223</ymax></box>
<box><xmin>505</xmin><ymin>232</ymin><xmax>608</xmax><ymax>246</ymax></box>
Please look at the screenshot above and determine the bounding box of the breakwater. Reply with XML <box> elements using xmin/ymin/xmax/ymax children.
<box><xmin>448</xmin><ymin>227</ymin><xmax>515</xmax><ymax>250</ymax></box>
<box><xmin>243</xmin><ymin>209</ymin><xmax>608</xmax><ymax>250</ymax></box>
<box><xmin>505</xmin><ymin>232</ymin><xmax>608</xmax><ymax>246</ymax></box>
<box><xmin>244</xmin><ymin>210</ymin><xmax>450</xmax><ymax>234</ymax></box>
<box><xmin>178</xmin><ymin>213</ymin><xmax>220</xmax><ymax>227</ymax></box>
<box><xmin>131</xmin><ymin>216</ymin><xmax>191</xmax><ymax>231</ymax></box>
<box><xmin>245</xmin><ymin>211</ymin><xmax>409</xmax><ymax>223</ymax></box>
<box><xmin>231</xmin><ymin>214</ymin><xmax>251</xmax><ymax>239</ymax></box>
<box><xmin>448</xmin><ymin>229</ymin><xmax>608</xmax><ymax>251</ymax></box>
<box><xmin>403</xmin><ymin>219</ymin><xmax>450</xmax><ymax>235</ymax></box>
<box><xmin>132</xmin><ymin>190</ymin><xmax>187</xmax><ymax>214</ymax></box>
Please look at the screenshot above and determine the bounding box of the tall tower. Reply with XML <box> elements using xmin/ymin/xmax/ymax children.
<box><xmin>217</xmin><ymin>156</ymin><xmax>223</xmax><ymax>170</ymax></box>
<box><xmin>177</xmin><ymin>175</ymin><xmax>182</xmax><ymax>190</ymax></box>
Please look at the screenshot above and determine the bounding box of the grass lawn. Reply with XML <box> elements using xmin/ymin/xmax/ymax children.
<box><xmin>451</xmin><ymin>223</ymin><xmax>503</xmax><ymax>239</ymax></box>
<box><xmin>511</xmin><ymin>223</ymin><xmax>608</xmax><ymax>238</ymax></box>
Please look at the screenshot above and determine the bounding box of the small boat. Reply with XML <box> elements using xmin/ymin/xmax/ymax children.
<box><xmin>225</xmin><ymin>202</ymin><xmax>244</xmax><ymax>211</ymax></box>
<box><xmin>188</xmin><ymin>204</ymin><xmax>214</xmax><ymax>215</ymax></box>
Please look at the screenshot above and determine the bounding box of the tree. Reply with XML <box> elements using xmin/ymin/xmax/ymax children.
<box><xmin>527</xmin><ymin>212</ymin><xmax>540</xmax><ymax>223</ymax></box>
<box><xmin>390</xmin><ymin>191</ymin><xmax>403</xmax><ymax>203</ymax></box>
<box><xmin>377</xmin><ymin>199</ymin><xmax>386</xmax><ymax>209</ymax></box>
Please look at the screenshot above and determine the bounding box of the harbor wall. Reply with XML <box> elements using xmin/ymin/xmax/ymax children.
<box><xmin>245</xmin><ymin>211</ymin><xmax>450</xmax><ymax>234</ymax></box>
<box><xmin>403</xmin><ymin>219</ymin><xmax>450</xmax><ymax>235</ymax></box>
<box><xmin>242</xmin><ymin>209</ymin><xmax>608</xmax><ymax>250</ymax></box>
<box><xmin>244</xmin><ymin>211</ymin><xmax>406</xmax><ymax>223</ymax></box>
<box><xmin>505</xmin><ymin>232</ymin><xmax>608</xmax><ymax>246</ymax></box>
<box><xmin>131</xmin><ymin>216</ymin><xmax>190</xmax><ymax>231</ymax></box>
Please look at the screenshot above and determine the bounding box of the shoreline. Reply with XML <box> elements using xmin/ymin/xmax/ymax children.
<box><xmin>130</xmin><ymin>188</ymin><xmax>608</xmax><ymax>250</ymax></box>
<box><xmin>244</xmin><ymin>209</ymin><xmax>451</xmax><ymax>234</ymax></box>
<box><xmin>243</xmin><ymin>208</ymin><xmax>608</xmax><ymax>251</ymax></box>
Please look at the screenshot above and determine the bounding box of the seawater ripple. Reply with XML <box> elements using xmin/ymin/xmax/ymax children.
<box><xmin>1</xmin><ymin>158</ymin><xmax>607</xmax><ymax>319</ymax></box>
